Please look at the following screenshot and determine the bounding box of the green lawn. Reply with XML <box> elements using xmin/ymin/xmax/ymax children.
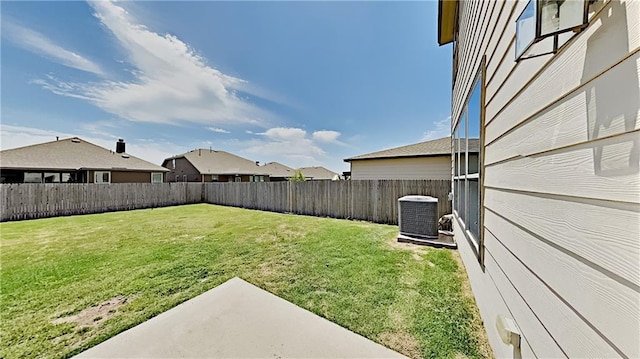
<box><xmin>0</xmin><ymin>204</ymin><xmax>491</xmax><ymax>359</ymax></box>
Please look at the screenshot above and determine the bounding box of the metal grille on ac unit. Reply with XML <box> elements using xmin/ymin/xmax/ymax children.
<box><xmin>398</xmin><ymin>195</ymin><xmax>439</xmax><ymax>239</ymax></box>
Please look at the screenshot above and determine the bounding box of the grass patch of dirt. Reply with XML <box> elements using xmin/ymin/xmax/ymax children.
<box><xmin>52</xmin><ymin>296</ymin><xmax>131</xmax><ymax>328</ymax></box>
<box><xmin>380</xmin><ymin>331</ymin><xmax>422</xmax><ymax>358</ymax></box>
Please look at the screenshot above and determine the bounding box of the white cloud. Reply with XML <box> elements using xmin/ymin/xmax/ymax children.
<box><xmin>261</xmin><ymin>127</ymin><xmax>307</xmax><ymax>141</ymax></box>
<box><xmin>422</xmin><ymin>116</ymin><xmax>451</xmax><ymax>141</ymax></box>
<box><xmin>3</xmin><ymin>22</ymin><xmax>105</xmax><ymax>76</ymax></box>
<box><xmin>312</xmin><ymin>130</ymin><xmax>341</xmax><ymax>143</ymax></box>
<box><xmin>0</xmin><ymin>124</ymin><xmax>182</xmax><ymax>165</ymax></box>
<box><xmin>207</xmin><ymin>127</ymin><xmax>230</xmax><ymax>134</ymax></box>
<box><xmin>33</xmin><ymin>1</ymin><xmax>272</xmax><ymax>126</ymax></box>
<box><xmin>239</xmin><ymin>127</ymin><xmax>341</xmax><ymax>168</ymax></box>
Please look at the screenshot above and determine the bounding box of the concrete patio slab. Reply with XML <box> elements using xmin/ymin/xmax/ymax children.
<box><xmin>75</xmin><ymin>277</ymin><xmax>406</xmax><ymax>358</ymax></box>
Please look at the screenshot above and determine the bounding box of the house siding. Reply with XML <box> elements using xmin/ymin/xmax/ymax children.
<box><xmin>452</xmin><ymin>0</ymin><xmax>639</xmax><ymax>358</ymax></box>
<box><xmin>111</xmin><ymin>171</ymin><xmax>152</xmax><ymax>183</ymax></box>
<box><xmin>164</xmin><ymin>157</ymin><xmax>201</xmax><ymax>182</ymax></box>
<box><xmin>350</xmin><ymin>156</ymin><xmax>452</xmax><ymax>180</ymax></box>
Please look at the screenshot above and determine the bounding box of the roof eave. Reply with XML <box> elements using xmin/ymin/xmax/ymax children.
<box><xmin>438</xmin><ymin>0</ymin><xmax>457</xmax><ymax>46</ymax></box>
<box><xmin>345</xmin><ymin>153</ymin><xmax>452</xmax><ymax>162</ymax></box>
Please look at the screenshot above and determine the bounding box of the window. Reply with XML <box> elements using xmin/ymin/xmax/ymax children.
<box><xmin>151</xmin><ymin>172</ymin><xmax>163</xmax><ymax>183</ymax></box>
<box><xmin>235</xmin><ymin>176</ymin><xmax>241</xmax><ymax>182</ymax></box>
<box><xmin>249</xmin><ymin>175</ymin><xmax>265</xmax><ymax>182</ymax></box>
<box><xmin>24</xmin><ymin>172</ymin><xmax>42</xmax><ymax>183</ymax></box>
<box><xmin>44</xmin><ymin>173</ymin><xmax>61</xmax><ymax>183</ymax></box>
<box><xmin>453</xmin><ymin>62</ymin><xmax>483</xmax><ymax>261</ymax></box>
<box><xmin>515</xmin><ymin>0</ymin><xmax>589</xmax><ymax>61</ymax></box>
<box><xmin>175</xmin><ymin>174</ymin><xmax>180</xmax><ymax>182</ymax></box>
<box><xmin>183</xmin><ymin>175</ymin><xmax>187</xmax><ymax>182</ymax></box>
<box><xmin>211</xmin><ymin>175</ymin><xmax>219</xmax><ymax>182</ymax></box>
<box><xmin>94</xmin><ymin>171</ymin><xmax>110</xmax><ymax>184</ymax></box>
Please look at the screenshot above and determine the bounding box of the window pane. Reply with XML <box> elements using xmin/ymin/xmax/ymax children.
<box><xmin>24</xmin><ymin>172</ymin><xmax>42</xmax><ymax>183</ymax></box>
<box><xmin>44</xmin><ymin>173</ymin><xmax>60</xmax><ymax>183</ymax></box>
<box><xmin>540</xmin><ymin>0</ymin><xmax>585</xmax><ymax>37</ymax></box>
<box><xmin>62</xmin><ymin>173</ymin><xmax>71</xmax><ymax>182</ymax></box>
<box><xmin>460</xmin><ymin>110</ymin><xmax>467</xmax><ymax>175</ymax></box>
<box><xmin>454</xmin><ymin>123</ymin><xmax>460</xmax><ymax>177</ymax></box>
<box><xmin>454</xmin><ymin>179</ymin><xmax>460</xmax><ymax>212</ymax></box>
<box><xmin>459</xmin><ymin>179</ymin><xmax>466</xmax><ymax>223</ymax></box>
<box><xmin>468</xmin><ymin>78</ymin><xmax>481</xmax><ymax>175</ymax></box>
<box><xmin>516</xmin><ymin>0</ymin><xmax>536</xmax><ymax>59</ymax></box>
<box><xmin>469</xmin><ymin>179</ymin><xmax>480</xmax><ymax>239</ymax></box>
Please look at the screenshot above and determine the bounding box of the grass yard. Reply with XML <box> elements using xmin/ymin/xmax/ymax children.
<box><xmin>0</xmin><ymin>204</ymin><xmax>491</xmax><ymax>359</ymax></box>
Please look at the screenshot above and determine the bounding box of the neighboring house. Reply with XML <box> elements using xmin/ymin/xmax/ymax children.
<box><xmin>161</xmin><ymin>149</ymin><xmax>270</xmax><ymax>182</ymax></box>
<box><xmin>439</xmin><ymin>0</ymin><xmax>638</xmax><ymax>358</ymax></box>
<box><xmin>344</xmin><ymin>136</ymin><xmax>479</xmax><ymax>180</ymax></box>
<box><xmin>261</xmin><ymin>162</ymin><xmax>294</xmax><ymax>182</ymax></box>
<box><xmin>0</xmin><ymin>137</ymin><xmax>168</xmax><ymax>184</ymax></box>
<box><xmin>297</xmin><ymin>166</ymin><xmax>339</xmax><ymax>181</ymax></box>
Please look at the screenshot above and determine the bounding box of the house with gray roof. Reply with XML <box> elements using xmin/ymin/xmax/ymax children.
<box><xmin>344</xmin><ymin>136</ymin><xmax>479</xmax><ymax>180</ymax></box>
<box><xmin>0</xmin><ymin>137</ymin><xmax>169</xmax><ymax>184</ymax></box>
<box><xmin>260</xmin><ymin>162</ymin><xmax>294</xmax><ymax>182</ymax></box>
<box><xmin>161</xmin><ymin>149</ymin><xmax>270</xmax><ymax>182</ymax></box>
<box><xmin>297</xmin><ymin>166</ymin><xmax>339</xmax><ymax>181</ymax></box>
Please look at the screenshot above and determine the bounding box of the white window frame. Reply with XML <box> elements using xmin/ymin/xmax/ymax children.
<box><xmin>94</xmin><ymin>171</ymin><xmax>111</xmax><ymax>184</ymax></box>
<box><xmin>151</xmin><ymin>172</ymin><xmax>163</xmax><ymax>183</ymax></box>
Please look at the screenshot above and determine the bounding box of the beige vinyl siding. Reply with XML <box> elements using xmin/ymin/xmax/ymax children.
<box><xmin>452</xmin><ymin>0</ymin><xmax>640</xmax><ymax>358</ymax></box>
<box><xmin>350</xmin><ymin>156</ymin><xmax>451</xmax><ymax>180</ymax></box>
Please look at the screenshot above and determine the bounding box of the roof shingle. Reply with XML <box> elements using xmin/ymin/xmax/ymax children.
<box><xmin>165</xmin><ymin>149</ymin><xmax>269</xmax><ymax>175</ymax></box>
<box><xmin>297</xmin><ymin>166</ymin><xmax>338</xmax><ymax>180</ymax></box>
<box><xmin>261</xmin><ymin>162</ymin><xmax>294</xmax><ymax>178</ymax></box>
<box><xmin>0</xmin><ymin>137</ymin><xmax>168</xmax><ymax>172</ymax></box>
<box><xmin>344</xmin><ymin>136</ymin><xmax>480</xmax><ymax>162</ymax></box>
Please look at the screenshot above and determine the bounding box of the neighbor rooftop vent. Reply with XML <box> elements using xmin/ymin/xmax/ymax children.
<box><xmin>71</xmin><ymin>137</ymin><xmax>81</xmax><ymax>143</ymax></box>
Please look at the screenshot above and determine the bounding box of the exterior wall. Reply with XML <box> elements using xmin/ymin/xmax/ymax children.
<box><xmin>202</xmin><ymin>174</ymin><xmax>271</xmax><ymax>182</ymax></box>
<box><xmin>452</xmin><ymin>0</ymin><xmax>639</xmax><ymax>358</ymax></box>
<box><xmin>164</xmin><ymin>157</ymin><xmax>202</xmax><ymax>182</ymax></box>
<box><xmin>350</xmin><ymin>156</ymin><xmax>452</xmax><ymax>180</ymax></box>
<box><xmin>111</xmin><ymin>171</ymin><xmax>152</xmax><ymax>183</ymax></box>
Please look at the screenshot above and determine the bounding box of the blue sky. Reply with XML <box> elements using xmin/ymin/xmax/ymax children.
<box><xmin>1</xmin><ymin>1</ymin><xmax>452</xmax><ymax>172</ymax></box>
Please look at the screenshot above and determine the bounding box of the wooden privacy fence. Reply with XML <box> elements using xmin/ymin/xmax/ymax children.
<box><xmin>0</xmin><ymin>180</ymin><xmax>451</xmax><ymax>224</ymax></box>
<box><xmin>0</xmin><ymin>183</ymin><xmax>203</xmax><ymax>221</ymax></box>
<box><xmin>204</xmin><ymin>180</ymin><xmax>451</xmax><ymax>225</ymax></box>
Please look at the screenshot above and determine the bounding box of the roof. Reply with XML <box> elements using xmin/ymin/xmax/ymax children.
<box><xmin>344</xmin><ymin>136</ymin><xmax>479</xmax><ymax>162</ymax></box>
<box><xmin>261</xmin><ymin>162</ymin><xmax>294</xmax><ymax>178</ymax></box>
<box><xmin>0</xmin><ymin>137</ymin><xmax>168</xmax><ymax>172</ymax></box>
<box><xmin>438</xmin><ymin>0</ymin><xmax>457</xmax><ymax>45</ymax></box>
<box><xmin>165</xmin><ymin>149</ymin><xmax>269</xmax><ymax>175</ymax></box>
<box><xmin>297</xmin><ymin>166</ymin><xmax>338</xmax><ymax>180</ymax></box>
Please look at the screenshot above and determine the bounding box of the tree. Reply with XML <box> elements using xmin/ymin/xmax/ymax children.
<box><xmin>289</xmin><ymin>170</ymin><xmax>306</xmax><ymax>182</ymax></box>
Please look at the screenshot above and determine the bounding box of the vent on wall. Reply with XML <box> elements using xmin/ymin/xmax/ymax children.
<box><xmin>398</xmin><ymin>195</ymin><xmax>456</xmax><ymax>248</ymax></box>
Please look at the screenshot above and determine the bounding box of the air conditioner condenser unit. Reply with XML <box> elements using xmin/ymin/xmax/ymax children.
<box><xmin>397</xmin><ymin>195</ymin><xmax>456</xmax><ymax>248</ymax></box>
